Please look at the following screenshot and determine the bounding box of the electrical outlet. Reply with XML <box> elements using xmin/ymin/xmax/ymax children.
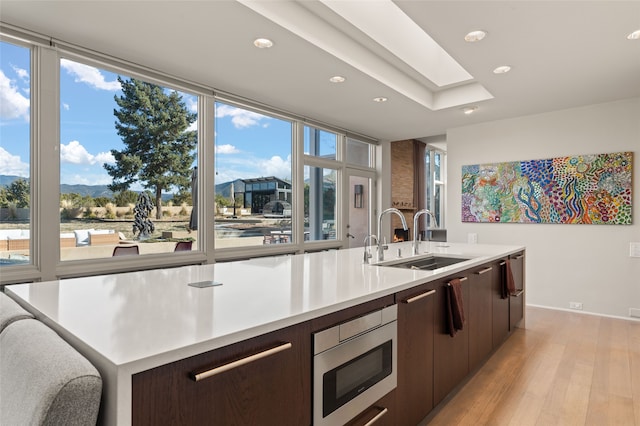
<box><xmin>467</xmin><ymin>233</ymin><xmax>478</xmax><ymax>244</ymax></box>
<box><xmin>569</xmin><ymin>302</ymin><xmax>583</xmax><ymax>310</ymax></box>
<box><xmin>630</xmin><ymin>242</ymin><xmax>640</xmax><ymax>258</ymax></box>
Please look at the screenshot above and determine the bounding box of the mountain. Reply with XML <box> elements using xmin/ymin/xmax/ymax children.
<box><xmin>215</xmin><ymin>179</ymin><xmax>245</xmax><ymax>198</ymax></box>
<box><xmin>60</xmin><ymin>183</ymin><xmax>113</xmax><ymax>198</ymax></box>
<box><xmin>0</xmin><ymin>175</ymin><xmax>243</xmax><ymax>200</ymax></box>
<box><xmin>0</xmin><ymin>175</ymin><xmax>24</xmax><ymax>187</ymax></box>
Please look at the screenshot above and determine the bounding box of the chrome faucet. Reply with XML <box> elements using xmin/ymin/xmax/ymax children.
<box><xmin>413</xmin><ymin>209</ymin><xmax>430</xmax><ymax>255</ymax></box>
<box><xmin>363</xmin><ymin>234</ymin><xmax>378</xmax><ymax>264</ymax></box>
<box><xmin>412</xmin><ymin>209</ymin><xmax>439</xmax><ymax>255</ymax></box>
<box><xmin>377</xmin><ymin>208</ymin><xmax>408</xmax><ymax>262</ymax></box>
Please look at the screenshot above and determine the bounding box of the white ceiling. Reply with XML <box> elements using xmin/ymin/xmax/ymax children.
<box><xmin>1</xmin><ymin>1</ymin><xmax>639</xmax><ymax>142</ymax></box>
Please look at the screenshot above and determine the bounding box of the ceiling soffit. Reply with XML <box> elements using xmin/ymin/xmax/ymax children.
<box><xmin>238</xmin><ymin>0</ymin><xmax>494</xmax><ymax>111</ymax></box>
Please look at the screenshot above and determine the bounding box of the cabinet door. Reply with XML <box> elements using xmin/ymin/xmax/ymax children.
<box><xmin>492</xmin><ymin>259</ymin><xmax>510</xmax><ymax>347</ymax></box>
<box><xmin>396</xmin><ymin>283</ymin><xmax>435</xmax><ymax>425</ymax></box>
<box><xmin>468</xmin><ymin>263</ymin><xmax>494</xmax><ymax>370</ymax></box>
<box><xmin>509</xmin><ymin>252</ymin><xmax>525</xmax><ymax>329</ymax></box>
<box><xmin>346</xmin><ymin>390</ymin><xmax>396</xmax><ymax>426</ymax></box>
<box><xmin>131</xmin><ymin>323</ymin><xmax>311</xmax><ymax>426</ymax></box>
<box><xmin>433</xmin><ymin>276</ymin><xmax>469</xmax><ymax>405</ymax></box>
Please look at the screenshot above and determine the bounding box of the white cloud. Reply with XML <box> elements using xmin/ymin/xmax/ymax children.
<box><xmin>185</xmin><ymin>96</ymin><xmax>198</xmax><ymax>113</ymax></box>
<box><xmin>0</xmin><ymin>146</ymin><xmax>29</xmax><ymax>177</ymax></box>
<box><xmin>60</xmin><ymin>140</ymin><xmax>115</xmax><ymax>165</ymax></box>
<box><xmin>94</xmin><ymin>151</ymin><xmax>116</xmax><ymax>164</ymax></box>
<box><xmin>259</xmin><ymin>155</ymin><xmax>291</xmax><ymax>178</ymax></box>
<box><xmin>62</xmin><ymin>103</ymin><xmax>70</xmax><ymax>111</ymax></box>
<box><xmin>11</xmin><ymin>65</ymin><xmax>29</xmax><ymax>81</ymax></box>
<box><xmin>216</xmin><ymin>144</ymin><xmax>240</xmax><ymax>154</ymax></box>
<box><xmin>216</xmin><ymin>104</ymin><xmax>271</xmax><ymax>129</ymax></box>
<box><xmin>60</xmin><ymin>59</ymin><xmax>121</xmax><ymax>91</ymax></box>
<box><xmin>0</xmin><ymin>70</ymin><xmax>30</xmax><ymax>121</ymax></box>
<box><xmin>62</xmin><ymin>172</ymin><xmax>114</xmax><ymax>186</ymax></box>
<box><xmin>214</xmin><ymin>153</ymin><xmax>292</xmax><ymax>183</ymax></box>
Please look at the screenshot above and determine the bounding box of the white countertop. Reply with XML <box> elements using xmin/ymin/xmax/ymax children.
<box><xmin>6</xmin><ymin>241</ymin><xmax>523</xmax><ymax>425</ymax></box>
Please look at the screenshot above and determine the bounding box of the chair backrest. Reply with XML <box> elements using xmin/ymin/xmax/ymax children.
<box><xmin>112</xmin><ymin>245</ymin><xmax>139</xmax><ymax>256</ymax></box>
<box><xmin>174</xmin><ymin>241</ymin><xmax>193</xmax><ymax>252</ymax></box>
<box><xmin>0</xmin><ymin>291</ymin><xmax>34</xmax><ymax>333</ymax></box>
<box><xmin>0</xmin><ymin>319</ymin><xmax>102</xmax><ymax>425</ymax></box>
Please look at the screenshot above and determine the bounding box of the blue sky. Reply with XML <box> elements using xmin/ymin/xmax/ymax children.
<box><xmin>0</xmin><ymin>40</ymin><xmax>293</xmax><ymax>191</ymax></box>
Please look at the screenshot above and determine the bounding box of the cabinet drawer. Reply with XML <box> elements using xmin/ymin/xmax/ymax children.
<box><xmin>346</xmin><ymin>390</ymin><xmax>396</xmax><ymax>426</ymax></box>
<box><xmin>132</xmin><ymin>322</ymin><xmax>311</xmax><ymax>426</ymax></box>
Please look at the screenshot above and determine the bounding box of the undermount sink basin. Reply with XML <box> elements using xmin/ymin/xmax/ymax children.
<box><xmin>377</xmin><ymin>254</ymin><xmax>471</xmax><ymax>271</ymax></box>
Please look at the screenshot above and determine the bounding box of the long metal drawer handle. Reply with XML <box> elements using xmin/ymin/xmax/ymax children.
<box><xmin>499</xmin><ymin>261</ymin><xmax>506</xmax><ymax>266</ymax></box>
<box><xmin>191</xmin><ymin>342</ymin><xmax>292</xmax><ymax>382</ymax></box>
<box><xmin>404</xmin><ymin>289</ymin><xmax>436</xmax><ymax>304</ymax></box>
<box><xmin>364</xmin><ymin>407</ymin><xmax>388</xmax><ymax>426</ymax></box>
<box><xmin>446</xmin><ymin>277</ymin><xmax>467</xmax><ymax>286</ymax></box>
<box><xmin>511</xmin><ymin>289</ymin><xmax>524</xmax><ymax>297</ymax></box>
<box><xmin>475</xmin><ymin>267</ymin><xmax>493</xmax><ymax>275</ymax></box>
<box><xmin>514</xmin><ymin>254</ymin><xmax>524</xmax><ymax>260</ymax></box>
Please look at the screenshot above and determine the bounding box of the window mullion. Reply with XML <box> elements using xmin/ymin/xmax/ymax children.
<box><xmin>34</xmin><ymin>45</ymin><xmax>61</xmax><ymax>281</ymax></box>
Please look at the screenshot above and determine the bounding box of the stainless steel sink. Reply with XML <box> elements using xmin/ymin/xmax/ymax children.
<box><xmin>377</xmin><ymin>254</ymin><xmax>471</xmax><ymax>271</ymax></box>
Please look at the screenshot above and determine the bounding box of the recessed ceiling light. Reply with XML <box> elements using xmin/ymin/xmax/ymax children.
<box><xmin>253</xmin><ymin>38</ymin><xmax>274</xmax><ymax>48</ymax></box>
<box><xmin>462</xmin><ymin>106</ymin><xmax>478</xmax><ymax>115</ymax></box>
<box><xmin>373</xmin><ymin>97</ymin><xmax>388</xmax><ymax>103</ymax></box>
<box><xmin>464</xmin><ymin>30</ymin><xmax>487</xmax><ymax>42</ymax></box>
<box><xmin>627</xmin><ymin>30</ymin><xmax>640</xmax><ymax>40</ymax></box>
<box><xmin>493</xmin><ymin>65</ymin><xmax>511</xmax><ymax>74</ymax></box>
<box><xmin>329</xmin><ymin>76</ymin><xmax>346</xmax><ymax>83</ymax></box>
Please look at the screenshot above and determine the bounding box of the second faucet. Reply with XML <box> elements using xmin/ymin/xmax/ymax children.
<box><xmin>377</xmin><ymin>208</ymin><xmax>407</xmax><ymax>262</ymax></box>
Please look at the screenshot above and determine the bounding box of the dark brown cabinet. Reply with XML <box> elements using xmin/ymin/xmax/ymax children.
<box><xmin>129</xmin><ymin>253</ymin><xmax>525</xmax><ymax>426</ymax></box>
<box><xmin>131</xmin><ymin>322</ymin><xmax>311</xmax><ymax>426</ymax></box>
<box><xmin>492</xmin><ymin>258</ymin><xmax>510</xmax><ymax>347</ymax></box>
<box><xmin>509</xmin><ymin>252</ymin><xmax>525</xmax><ymax>330</ymax></box>
<box><xmin>395</xmin><ymin>283</ymin><xmax>436</xmax><ymax>426</ymax></box>
<box><xmin>468</xmin><ymin>263</ymin><xmax>494</xmax><ymax>370</ymax></box>
<box><xmin>433</xmin><ymin>275</ymin><xmax>470</xmax><ymax>405</ymax></box>
<box><xmin>346</xmin><ymin>390</ymin><xmax>396</xmax><ymax>426</ymax></box>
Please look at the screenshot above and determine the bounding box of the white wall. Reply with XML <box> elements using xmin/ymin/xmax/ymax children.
<box><xmin>446</xmin><ymin>98</ymin><xmax>640</xmax><ymax>319</ymax></box>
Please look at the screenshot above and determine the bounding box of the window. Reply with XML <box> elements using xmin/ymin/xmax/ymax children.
<box><xmin>0</xmin><ymin>27</ymin><xmax>379</xmax><ymax>283</ymax></box>
<box><xmin>304</xmin><ymin>126</ymin><xmax>336</xmax><ymax>160</ymax></box>
<box><xmin>303</xmin><ymin>125</ymin><xmax>341</xmax><ymax>243</ymax></box>
<box><xmin>59</xmin><ymin>58</ymin><xmax>198</xmax><ymax>260</ymax></box>
<box><xmin>304</xmin><ymin>166</ymin><xmax>337</xmax><ymax>241</ymax></box>
<box><xmin>214</xmin><ymin>101</ymin><xmax>293</xmax><ymax>247</ymax></box>
<box><xmin>425</xmin><ymin>147</ymin><xmax>446</xmax><ymax>228</ymax></box>
<box><xmin>346</xmin><ymin>137</ymin><xmax>372</xmax><ymax>168</ymax></box>
<box><xmin>0</xmin><ymin>40</ymin><xmax>31</xmax><ymax>267</ymax></box>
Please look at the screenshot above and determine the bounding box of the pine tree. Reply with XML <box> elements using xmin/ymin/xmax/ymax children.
<box><xmin>105</xmin><ymin>77</ymin><xmax>197</xmax><ymax>219</ymax></box>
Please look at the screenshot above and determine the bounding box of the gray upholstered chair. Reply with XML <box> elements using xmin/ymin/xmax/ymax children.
<box><xmin>0</xmin><ymin>319</ymin><xmax>102</xmax><ymax>425</ymax></box>
<box><xmin>0</xmin><ymin>291</ymin><xmax>34</xmax><ymax>333</ymax></box>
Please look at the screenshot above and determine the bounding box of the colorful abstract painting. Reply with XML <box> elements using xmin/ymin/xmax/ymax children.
<box><xmin>462</xmin><ymin>152</ymin><xmax>632</xmax><ymax>224</ymax></box>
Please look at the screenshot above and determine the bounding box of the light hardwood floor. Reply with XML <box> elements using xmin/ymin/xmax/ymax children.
<box><xmin>423</xmin><ymin>306</ymin><xmax>640</xmax><ymax>426</ymax></box>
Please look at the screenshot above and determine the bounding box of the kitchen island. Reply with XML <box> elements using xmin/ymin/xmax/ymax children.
<box><xmin>6</xmin><ymin>241</ymin><xmax>524</xmax><ymax>425</ymax></box>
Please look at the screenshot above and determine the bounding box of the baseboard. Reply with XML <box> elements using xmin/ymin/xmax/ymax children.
<box><xmin>526</xmin><ymin>303</ymin><xmax>640</xmax><ymax>323</ymax></box>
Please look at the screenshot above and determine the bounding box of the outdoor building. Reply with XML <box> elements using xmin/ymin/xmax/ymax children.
<box><xmin>242</xmin><ymin>177</ymin><xmax>292</xmax><ymax>214</ymax></box>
